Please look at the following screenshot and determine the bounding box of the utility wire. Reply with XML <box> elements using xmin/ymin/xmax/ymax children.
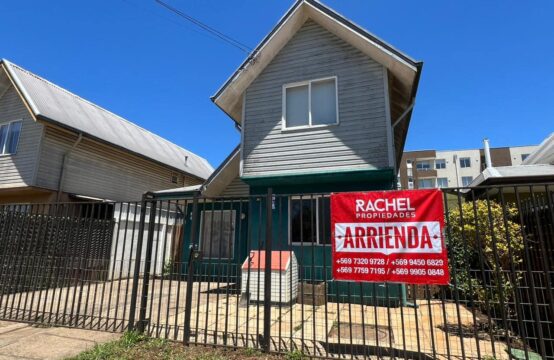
<box><xmin>155</xmin><ymin>0</ymin><xmax>252</xmax><ymax>54</ymax></box>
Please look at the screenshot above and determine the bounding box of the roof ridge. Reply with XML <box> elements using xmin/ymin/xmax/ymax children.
<box><xmin>4</xmin><ymin>60</ymin><xmax>211</xmax><ymax>165</ymax></box>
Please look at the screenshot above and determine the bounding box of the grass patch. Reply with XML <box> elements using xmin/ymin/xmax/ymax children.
<box><xmin>67</xmin><ymin>332</ymin><xmax>285</xmax><ymax>359</ymax></box>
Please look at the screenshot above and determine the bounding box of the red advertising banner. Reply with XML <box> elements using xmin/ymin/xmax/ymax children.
<box><xmin>331</xmin><ymin>189</ymin><xmax>449</xmax><ymax>285</ymax></box>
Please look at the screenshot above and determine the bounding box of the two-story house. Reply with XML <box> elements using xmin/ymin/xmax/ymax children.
<box><xmin>157</xmin><ymin>0</ymin><xmax>422</xmax><ymax>303</ymax></box>
<box><xmin>0</xmin><ymin>60</ymin><xmax>213</xmax><ymax>204</ymax></box>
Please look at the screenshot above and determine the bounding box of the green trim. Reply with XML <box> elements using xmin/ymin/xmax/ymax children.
<box><xmin>241</xmin><ymin>168</ymin><xmax>395</xmax><ymax>187</ymax></box>
<box><xmin>151</xmin><ymin>190</ymin><xmax>200</xmax><ymax>200</ymax></box>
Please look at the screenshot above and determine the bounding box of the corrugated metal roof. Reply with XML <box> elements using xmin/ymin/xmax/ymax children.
<box><xmin>523</xmin><ymin>132</ymin><xmax>554</xmax><ymax>165</ymax></box>
<box><xmin>470</xmin><ymin>164</ymin><xmax>554</xmax><ymax>187</ymax></box>
<box><xmin>2</xmin><ymin>59</ymin><xmax>213</xmax><ymax>180</ymax></box>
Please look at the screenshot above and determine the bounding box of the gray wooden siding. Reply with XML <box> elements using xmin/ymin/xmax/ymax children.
<box><xmin>36</xmin><ymin>126</ymin><xmax>202</xmax><ymax>201</ymax></box>
<box><xmin>221</xmin><ymin>176</ymin><xmax>249</xmax><ymax>197</ymax></box>
<box><xmin>242</xmin><ymin>20</ymin><xmax>389</xmax><ymax>177</ymax></box>
<box><xmin>0</xmin><ymin>85</ymin><xmax>43</xmax><ymax>188</ymax></box>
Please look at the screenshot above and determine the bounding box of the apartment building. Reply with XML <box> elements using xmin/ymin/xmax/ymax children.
<box><xmin>398</xmin><ymin>145</ymin><xmax>537</xmax><ymax>189</ymax></box>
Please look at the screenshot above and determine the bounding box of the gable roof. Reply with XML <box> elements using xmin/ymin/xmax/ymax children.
<box><xmin>211</xmin><ymin>0</ymin><xmax>422</xmax><ymax>166</ymax></box>
<box><xmin>1</xmin><ymin>59</ymin><xmax>213</xmax><ymax>180</ymax></box>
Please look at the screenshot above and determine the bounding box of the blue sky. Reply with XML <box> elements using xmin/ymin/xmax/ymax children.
<box><xmin>2</xmin><ymin>0</ymin><xmax>553</xmax><ymax>167</ymax></box>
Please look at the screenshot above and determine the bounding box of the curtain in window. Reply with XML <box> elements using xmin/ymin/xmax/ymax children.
<box><xmin>285</xmin><ymin>85</ymin><xmax>309</xmax><ymax>127</ymax></box>
<box><xmin>311</xmin><ymin>79</ymin><xmax>336</xmax><ymax>125</ymax></box>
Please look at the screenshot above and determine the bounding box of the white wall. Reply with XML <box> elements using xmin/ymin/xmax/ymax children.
<box><xmin>108</xmin><ymin>203</ymin><xmax>178</xmax><ymax>280</ymax></box>
<box><xmin>435</xmin><ymin>149</ymin><xmax>481</xmax><ymax>187</ymax></box>
<box><xmin>509</xmin><ymin>145</ymin><xmax>537</xmax><ymax>166</ymax></box>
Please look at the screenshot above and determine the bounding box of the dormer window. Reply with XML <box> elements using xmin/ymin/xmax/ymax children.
<box><xmin>282</xmin><ymin>77</ymin><xmax>338</xmax><ymax>129</ymax></box>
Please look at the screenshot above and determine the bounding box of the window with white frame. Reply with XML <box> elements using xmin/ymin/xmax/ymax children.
<box><xmin>416</xmin><ymin>160</ymin><xmax>431</xmax><ymax>171</ymax></box>
<box><xmin>199</xmin><ymin>210</ymin><xmax>236</xmax><ymax>259</ymax></box>
<box><xmin>435</xmin><ymin>159</ymin><xmax>446</xmax><ymax>169</ymax></box>
<box><xmin>521</xmin><ymin>154</ymin><xmax>530</xmax><ymax>161</ymax></box>
<box><xmin>283</xmin><ymin>77</ymin><xmax>338</xmax><ymax>129</ymax></box>
<box><xmin>459</xmin><ymin>157</ymin><xmax>471</xmax><ymax>168</ymax></box>
<box><xmin>462</xmin><ymin>176</ymin><xmax>473</xmax><ymax>187</ymax></box>
<box><xmin>408</xmin><ymin>177</ymin><xmax>414</xmax><ymax>189</ymax></box>
<box><xmin>418</xmin><ymin>178</ymin><xmax>435</xmax><ymax>189</ymax></box>
<box><xmin>436</xmin><ymin>178</ymin><xmax>448</xmax><ymax>188</ymax></box>
<box><xmin>0</xmin><ymin>121</ymin><xmax>22</xmax><ymax>155</ymax></box>
<box><xmin>290</xmin><ymin>197</ymin><xmax>330</xmax><ymax>245</ymax></box>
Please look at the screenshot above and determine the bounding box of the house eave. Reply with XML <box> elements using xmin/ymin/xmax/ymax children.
<box><xmin>211</xmin><ymin>0</ymin><xmax>421</xmax><ymax>128</ymax></box>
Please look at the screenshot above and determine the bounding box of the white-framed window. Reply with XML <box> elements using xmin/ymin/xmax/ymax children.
<box><xmin>0</xmin><ymin>120</ymin><xmax>22</xmax><ymax>155</ymax></box>
<box><xmin>408</xmin><ymin>177</ymin><xmax>414</xmax><ymax>189</ymax></box>
<box><xmin>436</xmin><ymin>178</ymin><xmax>449</xmax><ymax>188</ymax></box>
<box><xmin>282</xmin><ymin>77</ymin><xmax>338</xmax><ymax>129</ymax></box>
<box><xmin>199</xmin><ymin>210</ymin><xmax>236</xmax><ymax>259</ymax></box>
<box><xmin>460</xmin><ymin>157</ymin><xmax>471</xmax><ymax>168</ymax></box>
<box><xmin>416</xmin><ymin>160</ymin><xmax>431</xmax><ymax>171</ymax></box>
<box><xmin>289</xmin><ymin>196</ymin><xmax>331</xmax><ymax>245</ymax></box>
<box><xmin>521</xmin><ymin>154</ymin><xmax>530</xmax><ymax>161</ymax></box>
<box><xmin>418</xmin><ymin>178</ymin><xmax>435</xmax><ymax>189</ymax></box>
<box><xmin>435</xmin><ymin>159</ymin><xmax>446</xmax><ymax>169</ymax></box>
<box><xmin>462</xmin><ymin>176</ymin><xmax>473</xmax><ymax>187</ymax></box>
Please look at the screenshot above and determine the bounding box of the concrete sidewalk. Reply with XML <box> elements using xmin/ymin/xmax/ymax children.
<box><xmin>0</xmin><ymin>321</ymin><xmax>119</xmax><ymax>360</ymax></box>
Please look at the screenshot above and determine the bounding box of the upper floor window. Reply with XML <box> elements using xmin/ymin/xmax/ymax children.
<box><xmin>435</xmin><ymin>159</ymin><xmax>446</xmax><ymax>169</ymax></box>
<box><xmin>459</xmin><ymin>157</ymin><xmax>471</xmax><ymax>168</ymax></box>
<box><xmin>416</xmin><ymin>160</ymin><xmax>431</xmax><ymax>171</ymax></box>
<box><xmin>418</xmin><ymin>178</ymin><xmax>435</xmax><ymax>189</ymax></box>
<box><xmin>521</xmin><ymin>154</ymin><xmax>530</xmax><ymax>161</ymax></box>
<box><xmin>0</xmin><ymin>121</ymin><xmax>22</xmax><ymax>155</ymax></box>
<box><xmin>283</xmin><ymin>77</ymin><xmax>338</xmax><ymax>129</ymax></box>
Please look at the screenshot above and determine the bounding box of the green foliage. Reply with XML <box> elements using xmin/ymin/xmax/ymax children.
<box><xmin>447</xmin><ymin>200</ymin><xmax>524</xmax><ymax>313</ymax></box>
<box><xmin>163</xmin><ymin>260</ymin><xmax>174</xmax><ymax>277</ymax></box>
<box><xmin>68</xmin><ymin>332</ymin><xmax>286</xmax><ymax>360</ymax></box>
<box><xmin>120</xmin><ymin>331</ymin><xmax>145</xmax><ymax>346</ymax></box>
<box><xmin>285</xmin><ymin>350</ymin><xmax>306</xmax><ymax>360</ymax></box>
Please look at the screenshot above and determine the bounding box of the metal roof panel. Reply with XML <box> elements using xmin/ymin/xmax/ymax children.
<box><xmin>3</xmin><ymin>60</ymin><xmax>213</xmax><ymax>180</ymax></box>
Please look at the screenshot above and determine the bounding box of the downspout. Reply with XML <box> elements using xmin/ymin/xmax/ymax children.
<box><xmin>392</xmin><ymin>100</ymin><xmax>415</xmax><ymax>129</ymax></box>
<box><xmin>391</xmin><ymin>99</ymin><xmax>415</xmax><ymax>173</ymax></box>
<box><xmin>57</xmin><ymin>133</ymin><xmax>83</xmax><ymax>202</ymax></box>
<box><xmin>453</xmin><ymin>154</ymin><xmax>460</xmax><ymax>187</ymax></box>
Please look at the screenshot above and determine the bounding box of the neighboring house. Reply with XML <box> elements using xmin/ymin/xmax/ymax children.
<box><xmin>398</xmin><ymin>144</ymin><xmax>537</xmax><ymax>189</ymax></box>
<box><xmin>469</xmin><ymin>133</ymin><xmax>554</xmax><ymax>187</ymax></box>
<box><xmin>0</xmin><ymin>60</ymin><xmax>213</xmax><ymax>204</ymax></box>
<box><xmin>156</xmin><ymin>0</ymin><xmax>422</xmax><ymax>303</ymax></box>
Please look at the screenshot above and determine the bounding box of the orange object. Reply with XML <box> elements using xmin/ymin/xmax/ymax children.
<box><xmin>241</xmin><ymin>250</ymin><xmax>292</xmax><ymax>271</ymax></box>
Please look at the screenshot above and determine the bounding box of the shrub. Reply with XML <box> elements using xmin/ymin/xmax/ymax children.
<box><xmin>446</xmin><ymin>200</ymin><xmax>524</xmax><ymax>312</ymax></box>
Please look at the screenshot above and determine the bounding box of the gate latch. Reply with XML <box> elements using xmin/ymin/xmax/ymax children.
<box><xmin>189</xmin><ymin>244</ymin><xmax>202</xmax><ymax>261</ymax></box>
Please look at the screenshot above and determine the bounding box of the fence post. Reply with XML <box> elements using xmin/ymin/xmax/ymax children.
<box><xmin>262</xmin><ymin>187</ymin><xmax>273</xmax><ymax>352</ymax></box>
<box><xmin>183</xmin><ymin>194</ymin><xmax>199</xmax><ymax>345</ymax></box>
<box><xmin>128</xmin><ymin>194</ymin><xmax>149</xmax><ymax>331</ymax></box>
<box><xmin>136</xmin><ymin>198</ymin><xmax>158</xmax><ymax>333</ymax></box>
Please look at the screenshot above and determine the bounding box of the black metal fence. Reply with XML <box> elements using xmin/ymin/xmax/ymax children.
<box><xmin>0</xmin><ymin>184</ymin><xmax>552</xmax><ymax>359</ymax></box>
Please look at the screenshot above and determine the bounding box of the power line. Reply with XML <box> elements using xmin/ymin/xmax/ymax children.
<box><xmin>155</xmin><ymin>0</ymin><xmax>252</xmax><ymax>54</ymax></box>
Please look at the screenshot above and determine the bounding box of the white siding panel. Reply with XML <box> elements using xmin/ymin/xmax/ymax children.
<box><xmin>243</xmin><ymin>20</ymin><xmax>388</xmax><ymax>177</ymax></box>
<box><xmin>0</xmin><ymin>86</ymin><xmax>42</xmax><ymax>188</ymax></box>
<box><xmin>36</xmin><ymin>126</ymin><xmax>203</xmax><ymax>201</ymax></box>
<box><xmin>221</xmin><ymin>176</ymin><xmax>250</xmax><ymax>197</ymax></box>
